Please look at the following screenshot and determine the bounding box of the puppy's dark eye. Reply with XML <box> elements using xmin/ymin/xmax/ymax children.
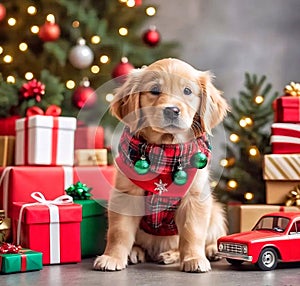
<box><xmin>150</xmin><ymin>84</ymin><xmax>161</xmax><ymax>95</ymax></box>
<box><xmin>183</xmin><ymin>87</ymin><xmax>192</xmax><ymax>95</ymax></box>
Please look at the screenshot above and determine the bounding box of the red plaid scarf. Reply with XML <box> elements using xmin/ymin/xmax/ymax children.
<box><xmin>115</xmin><ymin>127</ymin><xmax>211</xmax><ymax>236</ymax></box>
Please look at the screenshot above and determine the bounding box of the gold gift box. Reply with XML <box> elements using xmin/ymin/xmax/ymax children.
<box><xmin>227</xmin><ymin>204</ymin><xmax>299</xmax><ymax>234</ymax></box>
<box><xmin>0</xmin><ymin>210</ymin><xmax>11</xmax><ymax>243</ymax></box>
<box><xmin>0</xmin><ymin>136</ymin><xmax>15</xmax><ymax>167</ymax></box>
<box><xmin>75</xmin><ymin>149</ymin><xmax>108</xmax><ymax>166</ymax></box>
<box><xmin>266</xmin><ymin>181</ymin><xmax>300</xmax><ymax>205</ymax></box>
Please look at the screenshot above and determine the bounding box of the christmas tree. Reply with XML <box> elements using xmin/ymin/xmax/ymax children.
<box><xmin>0</xmin><ymin>0</ymin><xmax>178</xmax><ymax>125</ymax></box>
<box><xmin>214</xmin><ymin>73</ymin><xmax>279</xmax><ymax>204</ymax></box>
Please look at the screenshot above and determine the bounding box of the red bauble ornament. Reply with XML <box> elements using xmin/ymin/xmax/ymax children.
<box><xmin>112</xmin><ymin>57</ymin><xmax>134</xmax><ymax>81</ymax></box>
<box><xmin>20</xmin><ymin>79</ymin><xmax>45</xmax><ymax>102</ymax></box>
<box><xmin>0</xmin><ymin>4</ymin><xmax>6</xmax><ymax>22</ymax></box>
<box><xmin>38</xmin><ymin>21</ymin><xmax>61</xmax><ymax>42</ymax></box>
<box><xmin>72</xmin><ymin>78</ymin><xmax>97</xmax><ymax>109</ymax></box>
<box><xmin>142</xmin><ymin>27</ymin><xmax>160</xmax><ymax>47</ymax></box>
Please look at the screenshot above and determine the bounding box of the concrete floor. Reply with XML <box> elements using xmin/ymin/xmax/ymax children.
<box><xmin>2</xmin><ymin>258</ymin><xmax>300</xmax><ymax>286</ymax></box>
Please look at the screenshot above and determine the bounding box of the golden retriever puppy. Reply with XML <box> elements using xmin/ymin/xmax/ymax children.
<box><xmin>94</xmin><ymin>58</ymin><xmax>229</xmax><ymax>273</ymax></box>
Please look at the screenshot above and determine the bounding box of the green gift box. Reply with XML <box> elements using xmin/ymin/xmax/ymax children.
<box><xmin>0</xmin><ymin>250</ymin><xmax>43</xmax><ymax>274</ymax></box>
<box><xmin>74</xmin><ymin>199</ymin><xmax>107</xmax><ymax>257</ymax></box>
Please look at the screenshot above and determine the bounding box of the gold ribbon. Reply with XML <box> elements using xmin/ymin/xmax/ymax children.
<box><xmin>87</xmin><ymin>150</ymin><xmax>107</xmax><ymax>165</ymax></box>
<box><xmin>88</xmin><ymin>154</ymin><xmax>98</xmax><ymax>163</ymax></box>
<box><xmin>285</xmin><ymin>185</ymin><xmax>300</xmax><ymax>206</ymax></box>
<box><xmin>284</xmin><ymin>82</ymin><xmax>300</xmax><ymax>97</ymax></box>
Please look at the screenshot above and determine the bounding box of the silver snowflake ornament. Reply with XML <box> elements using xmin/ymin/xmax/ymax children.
<box><xmin>154</xmin><ymin>179</ymin><xmax>168</xmax><ymax>195</ymax></box>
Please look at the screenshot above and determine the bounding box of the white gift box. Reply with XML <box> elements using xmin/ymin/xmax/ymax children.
<box><xmin>15</xmin><ymin>115</ymin><xmax>77</xmax><ymax>166</ymax></box>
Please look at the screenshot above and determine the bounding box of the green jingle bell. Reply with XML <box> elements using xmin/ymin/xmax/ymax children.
<box><xmin>134</xmin><ymin>156</ymin><xmax>150</xmax><ymax>175</ymax></box>
<box><xmin>190</xmin><ymin>152</ymin><xmax>208</xmax><ymax>169</ymax></box>
<box><xmin>173</xmin><ymin>168</ymin><xmax>188</xmax><ymax>185</ymax></box>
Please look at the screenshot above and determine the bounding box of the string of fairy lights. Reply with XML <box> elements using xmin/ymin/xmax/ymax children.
<box><xmin>0</xmin><ymin>0</ymin><xmax>157</xmax><ymax>92</ymax></box>
<box><xmin>216</xmin><ymin>94</ymin><xmax>265</xmax><ymax>202</ymax></box>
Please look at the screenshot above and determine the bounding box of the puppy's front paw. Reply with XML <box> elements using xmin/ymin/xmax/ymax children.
<box><xmin>93</xmin><ymin>255</ymin><xmax>127</xmax><ymax>271</ymax></box>
<box><xmin>129</xmin><ymin>246</ymin><xmax>145</xmax><ymax>264</ymax></box>
<box><xmin>180</xmin><ymin>256</ymin><xmax>211</xmax><ymax>273</ymax></box>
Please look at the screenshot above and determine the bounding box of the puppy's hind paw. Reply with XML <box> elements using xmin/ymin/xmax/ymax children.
<box><xmin>206</xmin><ymin>244</ymin><xmax>222</xmax><ymax>261</ymax></box>
<box><xmin>158</xmin><ymin>250</ymin><xmax>180</xmax><ymax>265</ymax></box>
<box><xmin>93</xmin><ymin>255</ymin><xmax>127</xmax><ymax>271</ymax></box>
<box><xmin>180</xmin><ymin>256</ymin><xmax>211</xmax><ymax>273</ymax></box>
<box><xmin>129</xmin><ymin>246</ymin><xmax>145</xmax><ymax>264</ymax></box>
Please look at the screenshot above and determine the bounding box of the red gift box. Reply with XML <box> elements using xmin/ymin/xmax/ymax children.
<box><xmin>0</xmin><ymin>116</ymin><xmax>20</xmax><ymax>136</ymax></box>
<box><xmin>74</xmin><ymin>166</ymin><xmax>115</xmax><ymax>201</ymax></box>
<box><xmin>271</xmin><ymin>123</ymin><xmax>300</xmax><ymax>154</ymax></box>
<box><xmin>0</xmin><ymin>166</ymin><xmax>115</xmax><ymax>217</ymax></box>
<box><xmin>12</xmin><ymin>193</ymin><xmax>82</xmax><ymax>264</ymax></box>
<box><xmin>273</xmin><ymin>96</ymin><xmax>300</xmax><ymax>123</ymax></box>
<box><xmin>74</xmin><ymin>124</ymin><xmax>104</xmax><ymax>149</ymax></box>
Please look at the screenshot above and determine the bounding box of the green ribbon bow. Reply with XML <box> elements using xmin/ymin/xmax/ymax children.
<box><xmin>65</xmin><ymin>181</ymin><xmax>92</xmax><ymax>200</ymax></box>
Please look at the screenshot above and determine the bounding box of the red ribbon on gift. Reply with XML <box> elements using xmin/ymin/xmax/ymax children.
<box><xmin>0</xmin><ymin>242</ymin><xmax>22</xmax><ymax>254</ymax></box>
<box><xmin>26</xmin><ymin>105</ymin><xmax>62</xmax><ymax>117</ymax></box>
<box><xmin>24</xmin><ymin>105</ymin><xmax>61</xmax><ymax>165</ymax></box>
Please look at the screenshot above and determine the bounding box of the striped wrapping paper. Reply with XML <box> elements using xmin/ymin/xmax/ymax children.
<box><xmin>271</xmin><ymin>123</ymin><xmax>300</xmax><ymax>154</ymax></box>
<box><xmin>263</xmin><ymin>154</ymin><xmax>300</xmax><ymax>180</ymax></box>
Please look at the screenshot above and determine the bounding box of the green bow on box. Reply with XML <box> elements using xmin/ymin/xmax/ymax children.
<box><xmin>65</xmin><ymin>181</ymin><xmax>92</xmax><ymax>200</ymax></box>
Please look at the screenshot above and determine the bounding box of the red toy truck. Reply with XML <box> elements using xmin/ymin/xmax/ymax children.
<box><xmin>218</xmin><ymin>212</ymin><xmax>300</xmax><ymax>270</ymax></box>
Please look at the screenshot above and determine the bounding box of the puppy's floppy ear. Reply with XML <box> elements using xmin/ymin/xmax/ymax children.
<box><xmin>198</xmin><ymin>71</ymin><xmax>229</xmax><ymax>135</ymax></box>
<box><xmin>110</xmin><ymin>69</ymin><xmax>144</xmax><ymax>132</ymax></box>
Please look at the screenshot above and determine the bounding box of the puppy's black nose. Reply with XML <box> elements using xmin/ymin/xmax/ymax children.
<box><xmin>163</xmin><ymin>106</ymin><xmax>181</xmax><ymax>120</ymax></box>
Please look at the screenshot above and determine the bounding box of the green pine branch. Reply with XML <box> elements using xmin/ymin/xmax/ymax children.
<box><xmin>214</xmin><ymin>72</ymin><xmax>279</xmax><ymax>204</ymax></box>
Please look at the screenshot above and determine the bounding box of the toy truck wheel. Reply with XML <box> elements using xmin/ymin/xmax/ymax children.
<box><xmin>226</xmin><ymin>258</ymin><xmax>244</xmax><ymax>266</ymax></box>
<box><xmin>256</xmin><ymin>248</ymin><xmax>278</xmax><ymax>271</ymax></box>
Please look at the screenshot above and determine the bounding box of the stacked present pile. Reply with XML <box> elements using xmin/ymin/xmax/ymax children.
<box><xmin>0</xmin><ymin>106</ymin><xmax>115</xmax><ymax>273</ymax></box>
<box><xmin>228</xmin><ymin>82</ymin><xmax>300</xmax><ymax>234</ymax></box>
<box><xmin>264</xmin><ymin>82</ymin><xmax>300</xmax><ymax>206</ymax></box>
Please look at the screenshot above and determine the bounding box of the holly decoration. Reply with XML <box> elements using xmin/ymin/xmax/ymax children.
<box><xmin>72</xmin><ymin>78</ymin><xmax>97</xmax><ymax>109</ymax></box>
<box><xmin>0</xmin><ymin>243</ymin><xmax>22</xmax><ymax>254</ymax></box>
<box><xmin>68</xmin><ymin>38</ymin><xmax>94</xmax><ymax>69</ymax></box>
<box><xmin>112</xmin><ymin>57</ymin><xmax>134</xmax><ymax>82</ymax></box>
<box><xmin>0</xmin><ymin>4</ymin><xmax>6</xmax><ymax>22</ymax></box>
<box><xmin>38</xmin><ymin>20</ymin><xmax>61</xmax><ymax>42</ymax></box>
<box><xmin>19</xmin><ymin>79</ymin><xmax>45</xmax><ymax>102</ymax></box>
<box><xmin>65</xmin><ymin>181</ymin><xmax>92</xmax><ymax>200</ymax></box>
<box><xmin>142</xmin><ymin>26</ymin><xmax>160</xmax><ymax>47</ymax></box>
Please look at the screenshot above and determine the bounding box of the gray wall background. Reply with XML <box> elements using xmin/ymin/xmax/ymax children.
<box><xmin>147</xmin><ymin>0</ymin><xmax>300</xmax><ymax>167</ymax></box>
